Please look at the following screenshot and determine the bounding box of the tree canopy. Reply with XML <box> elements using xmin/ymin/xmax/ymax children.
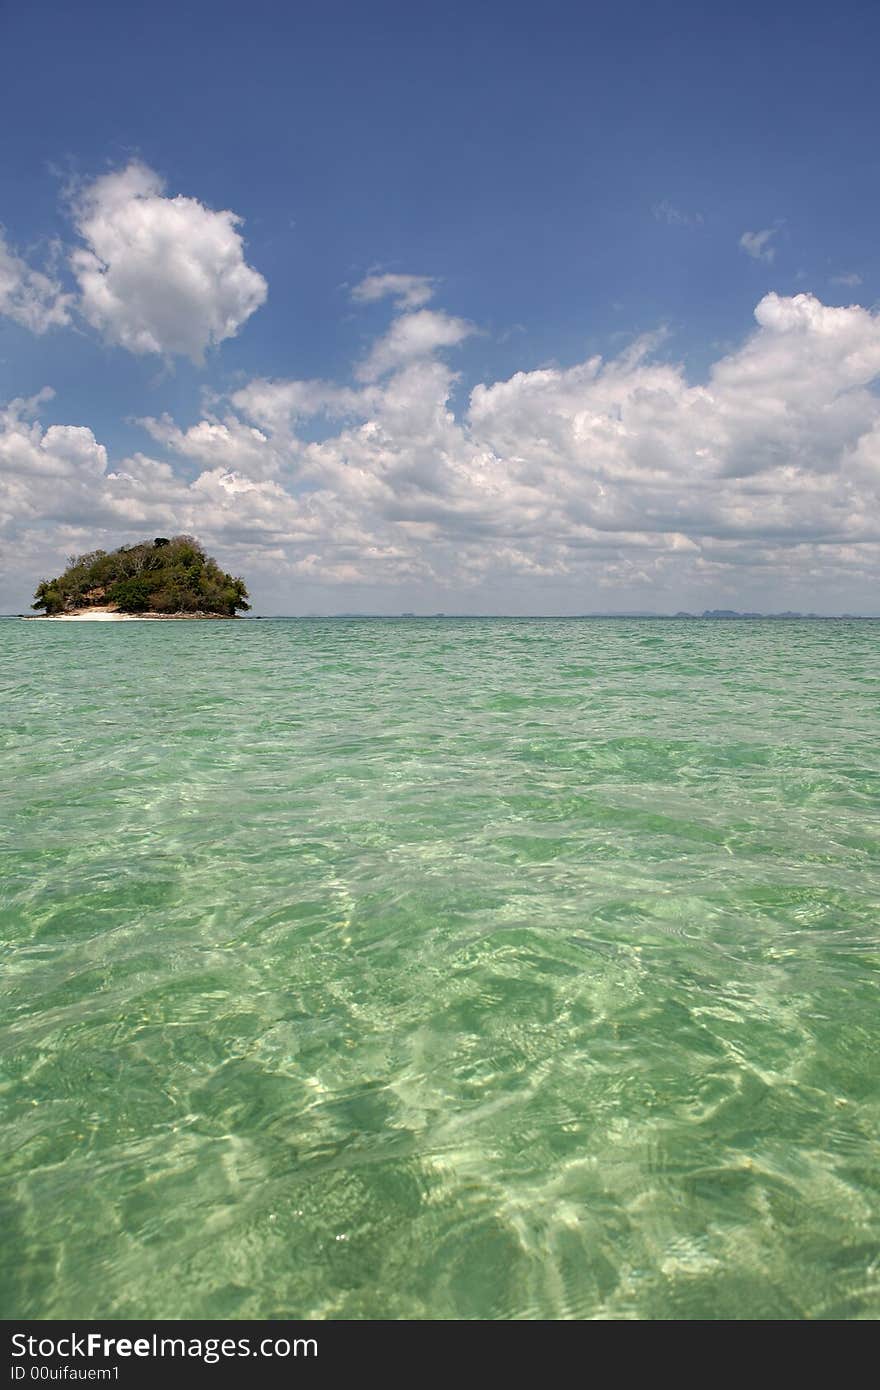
<box><xmin>32</xmin><ymin>536</ymin><xmax>250</xmax><ymax>616</ymax></box>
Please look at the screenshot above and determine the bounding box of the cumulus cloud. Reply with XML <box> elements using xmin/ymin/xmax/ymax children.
<box><xmin>4</xmin><ymin>290</ymin><xmax>880</xmax><ymax>613</ymax></box>
<box><xmin>0</xmin><ymin>232</ymin><xmax>73</xmax><ymax>333</ymax></box>
<box><xmin>69</xmin><ymin>162</ymin><xmax>267</xmax><ymax>361</ymax></box>
<box><xmin>739</xmin><ymin>228</ymin><xmax>777</xmax><ymax>264</ymax></box>
<box><xmin>351</xmin><ymin>273</ymin><xmax>436</xmax><ymax>309</ymax></box>
<box><xmin>230</xmin><ymin>378</ymin><xmax>371</xmax><ymax>434</ymax></box>
<box><xmin>357</xmin><ymin>308</ymin><xmax>475</xmax><ymax>381</ymax></box>
<box><xmin>0</xmin><ymin>391</ymin><xmax>107</xmax><ymax>483</ymax></box>
<box><xmin>137</xmin><ymin>413</ymin><xmax>282</xmax><ymax>480</ymax></box>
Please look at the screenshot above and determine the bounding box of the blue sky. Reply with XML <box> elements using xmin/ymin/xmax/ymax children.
<box><xmin>2</xmin><ymin>0</ymin><xmax>880</xmax><ymax>613</ymax></box>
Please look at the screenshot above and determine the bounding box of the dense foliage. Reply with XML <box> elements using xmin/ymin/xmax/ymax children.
<box><xmin>32</xmin><ymin>536</ymin><xmax>250</xmax><ymax>616</ymax></box>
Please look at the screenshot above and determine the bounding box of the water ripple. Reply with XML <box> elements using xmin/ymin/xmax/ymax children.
<box><xmin>1</xmin><ymin>618</ymin><xmax>879</xmax><ymax>1318</ymax></box>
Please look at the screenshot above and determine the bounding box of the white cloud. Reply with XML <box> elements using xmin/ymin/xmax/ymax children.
<box><xmin>230</xmin><ymin>378</ymin><xmax>371</xmax><ymax>434</ymax></box>
<box><xmin>5</xmin><ymin>290</ymin><xmax>880</xmax><ymax>613</ymax></box>
<box><xmin>739</xmin><ymin>228</ymin><xmax>777</xmax><ymax>264</ymax></box>
<box><xmin>357</xmin><ymin>308</ymin><xmax>475</xmax><ymax>381</ymax></box>
<box><xmin>0</xmin><ymin>232</ymin><xmax>73</xmax><ymax>333</ymax></box>
<box><xmin>0</xmin><ymin>391</ymin><xmax>107</xmax><ymax>482</ymax></box>
<box><xmin>69</xmin><ymin>162</ymin><xmax>267</xmax><ymax>361</ymax></box>
<box><xmin>351</xmin><ymin>273</ymin><xmax>435</xmax><ymax>309</ymax></box>
<box><xmin>652</xmin><ymin>201</ymin><xmax>703</xmax><ymax>227</ymax></box>
<box><xmin>830</xmin><ymin>272</ymin><xmax>862</xmax><ymax>288</ymax></box>
<box><xmin>137</xmin><ymin>413</ymin><xmax>281</xmax><ymax>479</ymax></box>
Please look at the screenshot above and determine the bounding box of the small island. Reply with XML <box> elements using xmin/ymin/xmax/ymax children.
<box><xmin>30</xmin><ymin>536</ymin><xmax>250</xmax><ymax>619</ymax></box>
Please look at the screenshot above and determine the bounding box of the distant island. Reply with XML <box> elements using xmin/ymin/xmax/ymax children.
<box><xmin>674</xmin><ymin>609</ymin><xmax>869</xmax><ymax>620</ymax></box>
<box><xmin>30</xmin><ymin>536</ymin><xmax>250</xmax><ymax>619</ymax></box>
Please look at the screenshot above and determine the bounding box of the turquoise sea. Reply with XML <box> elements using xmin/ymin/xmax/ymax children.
<box><xmin>1</xmin><ymin>617</ymin><xmax>878</xmax><ymax>1320</ymax></box>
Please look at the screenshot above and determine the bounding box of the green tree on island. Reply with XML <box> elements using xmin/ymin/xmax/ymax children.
<box><xmin>32</xmin><ymin>536</ymin><xmax>251</xmax><ymax>616</ymax></box>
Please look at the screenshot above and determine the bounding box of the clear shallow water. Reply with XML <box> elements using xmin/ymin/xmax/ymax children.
<box><xmin>1</xmin><ymin>616</ymin><xmax>879</xmax><ymax>1321</ymax></box>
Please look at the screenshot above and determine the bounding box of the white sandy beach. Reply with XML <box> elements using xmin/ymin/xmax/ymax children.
<box><xmin>26</xmin><ymin>610</ymin><xmax>148</xmax><ymax>621</ymax></box>
<box><xmin>23</xmin><ymin>608</ymin><xmax>225</xmax><ymax>621</ymax></box>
